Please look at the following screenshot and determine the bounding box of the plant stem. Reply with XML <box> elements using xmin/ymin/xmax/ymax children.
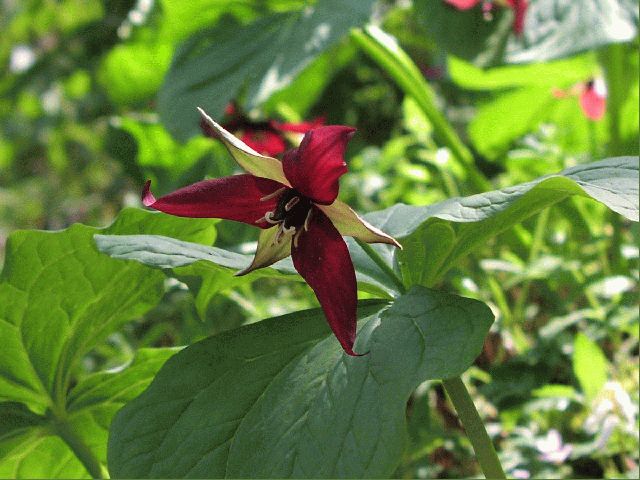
<box><xmin>51</xmin><ymin>411</ymin><xmax>104</xmax><ymax>479</ymax></box>
<box><xmin>442</xmin><ymin>376</ymin><xmax>506</xmax><ymax>479</ymax></box>
<box><xmin>600</xmin><ymin>43</ymin><xmax>625</xmax><ymax>156</ymax></box>
<box><xmin>355</xmin><ymin>239</ymin><xmax>406</xmax><ymax>294</ymax></box>
<box><xmin>350</xmin><ymin>26</ymin><xmax>491</xmax><ymax>193</ymax></box>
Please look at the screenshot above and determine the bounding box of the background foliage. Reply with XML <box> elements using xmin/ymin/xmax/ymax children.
<box><xmin>0</xmin><ymin>0</ymin><xmax>638</xmax><ymax>478</ymax></box>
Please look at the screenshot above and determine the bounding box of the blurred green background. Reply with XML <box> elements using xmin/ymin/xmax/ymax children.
<box><xmin>1</xmin><ymin>0</ymin><xmax>638</xmax><ymax>478</ymax></box>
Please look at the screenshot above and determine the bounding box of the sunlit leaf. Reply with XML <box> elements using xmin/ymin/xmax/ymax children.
<box><xmin>0</xmin><ymin>209</ymin><xmax>215</xmax><ymax>476</ymax></box>
<box><xmin>573</xmin><ymin>333</ymin><xmax>609</xmax><ymax>400</ymax></box>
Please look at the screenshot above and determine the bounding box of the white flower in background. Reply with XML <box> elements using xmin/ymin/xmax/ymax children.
<box><xmin>584</xmin><ymin>381</ymin><xmax>639</xmax><ymax>448</ymax></box>
<box><xmin>535</xmin><ymin>429</ymin><xmax>572</xmax><ymax>464</ymax></box>
<box><xmin>9</xmin><ymin>45</ymin><xmax>36</xmax><ymax>73</ymax></box>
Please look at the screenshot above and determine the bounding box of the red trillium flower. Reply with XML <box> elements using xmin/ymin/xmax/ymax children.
<box><xmin>444</xmin><ymin>0</ymin><xmax>528</xmax><ymax>35</ymax></box>
<box><xmin>552</xmin><ymin>77</ymin><xmax>607</xmax><ymax>121</ymax></box>
<box><xmin>201</xmin><ymin>103</ymin><xmax>325</xmax><ymax>157</ymax></box>
<box><xmin>579</xmin><ymin>78</ymin><xmax>607</xmax><ymax>121</ymax></box>
<box><xmin>144</xmin><ymin>108</ymin><xmax>400</xmax><ymax>356</ymax></box>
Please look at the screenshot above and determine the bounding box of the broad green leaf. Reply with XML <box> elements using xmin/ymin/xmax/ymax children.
<box><xmin>0</xmin><ymin>348</ymin><xmax>177</xmax><ymax>478</ymax></box>
<box><xmin>158</xmin><ymin>0</ymin><xmax>375</xmax><ymax>140</ymax></box>
<box><xmin>0</xmin><ymin>209</ymin><xmax>214</xmax><ymax>476</ymax></box>
<box><xmin>0</xmin><ymin>402</ymin><xmax>45</xmax><ymax>440</ymax></box>
<box><xmin>505</xmin><ymin>0</ymin><xmax>638</xmax><ymax>64</ymax></box>
<box><xmin>573</xmin><ymin>333</ymin><xmax>609</xmax><ymax>401</ymax></box>
<box><xmin>0</xmin><ymin>433</ymin><xmax>87</xmax><ymax>479</ymax></box>
<box><xmin>108</xmin><ymin>287</ymin><xmax>494</xmax><ymax>478</ymax></box>
<box><xmin>94</xmin><ymin>233</ymin><xmax>400</xmax><ymax>297</ymax></box>
<box><xmin>370</xmin><ymin>157</ymin><xmax>639</xmax><ymax>285</ymax></box>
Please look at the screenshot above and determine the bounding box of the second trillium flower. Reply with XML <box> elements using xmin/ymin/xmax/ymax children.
<box><xmin>143</xmin><ymin>108</ymin><xmax>400</xmax><ymax>356</ymax></box>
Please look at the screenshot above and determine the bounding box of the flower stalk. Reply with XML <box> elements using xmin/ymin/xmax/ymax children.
<box><xmin>443</xmin><ymin>376</ymin><xmax>506</xmax><ymax>479</ymax></box>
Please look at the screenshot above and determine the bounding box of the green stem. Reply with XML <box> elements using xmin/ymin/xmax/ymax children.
<box><xmin>355</xmin><ymin>239</ymin><xmax>407</xmax><ymax>294</ymax></box>
<box><xmin>599</xmin><ymin>43</ymin><xmax>625</xmax><ymax>156</ymax></box>
<box><xmin>442</xmin><ymin>376</ymin><xmax>506</xmax><ymax>479</ymax></box>
<box><xmin>51</xmin><ymin>411</ymin><xmax>104</xmax><ymax>479</ymax></box>
<box><xmin>350</xmin><ymin>26</ymin><xmax>491</xmax><ymax>193</ymax></box>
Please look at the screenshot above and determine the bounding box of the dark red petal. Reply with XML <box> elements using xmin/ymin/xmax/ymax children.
<box><xmin>580</xmin><ymin>80</ymin><xmax>607</xmax><ymax>121</ymax></box>
<box><xmin>444</xmin><ymin>0</ymin><xmax>480</xmax><ymax>10</ymax></box>
<box><xmin>142</xmin><ymin>175</ymin><xmax>285</xmax><ymax>228</ymax></box>
<box><xmin>292</xmin><ymin>207</ymin><xmax>362</xmax><ymax>356</ymax></box>
<box><xmin>240</xmin><ymin>130</ymin><xmax>287</xmax><ymax>156</ymax></box>
<box><xmin>506</xmin><ymin>0</ymin><xmax>528</xmax><ymax>34</ymax></box>
<box><xmin>282</xmin><ymin>125</ymin><xmax>356</xmax><ymax>205</ymax></box>
<box><xmin>270</xmin><ymin>116</ymin><xmax>325</xmax><ymax>134</ymax></box>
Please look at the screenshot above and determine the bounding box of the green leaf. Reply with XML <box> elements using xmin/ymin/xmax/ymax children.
<box><xmin>108</xmin><ymin>287</ymin><xmax>493</xmax><ymax>477</ymax></box>
<box><xmin>416</xmin><ymin>0</ymin><xmax>637</xmax><ymax>66</ymax></box>
<box><xmin>573</xmin><ymin>333</ymin><xmax>609</xmax><ymax>401</ymax></box>
<box><xmin>505</xmin><ymin>0</ymin><xmax>638</xmax><ymax>64</ymax></box>
<box><xmin>0</xmin><ymin>402</ymin><xmax>46</xmax><ymax>439</ymax></box>
<box><xmin>372</xmin><ymin>157</ymin><xmax>639</xmax><ymax>285</ymax></box>
<box><xmin>113</xmin><ymin>117</ymin><xmax>229</xmax><ymax>192</ymax></box>
<box><xmin>415</xmin><ymin>0</ymin><xmax>512</xmax><ymax>67</ymax></box>
<box><xmin>0</xmin><ymin>348</ymin><xmax>178</xmax><ymax>478</ymax></box>
<box><xmin>0</xmin><ymin>208</ymin><xmax>215</xmax><ymax>476</ymax></box>
<box><xmin>97</xmin><ymin>42</ymin><xmax>173</xmax><ymax>105</ymax></box>
<box><xmin>448</xmin><ymin>54</ymin><xmax>598</xmax><ymax>90</ymax></box>
<box><xmin>158</xmin><ymin>0</ymin><xmax>375</xmax><ymax>140</ymax></box>
<box><xmin>0</xmin><ymin>433</ymin><xmax>87</xmax><ymax>479</ymax></box>
<box><xmin>94</xmin><ymin>233</ymin><xmax>400</xmax><ymax>297</ymax></box>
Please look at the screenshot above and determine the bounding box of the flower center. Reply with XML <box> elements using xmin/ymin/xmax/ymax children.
<box><xmin>258</xmin><ymin>188</ymin><xmax>313</xmax><ymax>247</ymax></box>
<box><xmin>274</xmin><ymin>189</ymin><xmax>312</xmax><ymax>229</ymax></box>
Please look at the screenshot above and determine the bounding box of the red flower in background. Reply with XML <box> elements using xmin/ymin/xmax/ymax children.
<box><xmin>579</xmin><ymin>78</ymin><xmax>607</xmax><ymax>121</ymax></box>
<box><xmin>553</xmin><ymin>77</ymin><xmax>607</xmax><ymax>121</ymax></box>
<box><xmin>444</xmin><ymin>0</ymin><xmax>528</xmax><ymax>35</ymax></box>
<box><xmin>200</xmin><ymin>103</ymin><xmax>325</xmax><ymax>157</ymax></box>
<box><xmin>145</xmin><ymin>108</ymin><xmax>400</xmax><ymax>356</ymax></box>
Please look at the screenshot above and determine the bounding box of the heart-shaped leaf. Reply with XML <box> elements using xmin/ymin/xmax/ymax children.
<box><xmin>108</xmin><ymin>287</ymin><xmax>493</xmax><ymax>477</ymax></box>
<box><xmin>0</xmin><ymin>209</ymin><xmax>215</xmax><ymax>476</ymax></box>
<box><xmin>0</xmin><ymin>348</ymin><xmax>178</xmax><ymax>478</ymax></box>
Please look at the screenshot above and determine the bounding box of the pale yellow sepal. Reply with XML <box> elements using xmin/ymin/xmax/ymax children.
<box><xmin>318</xmin><ymin>200</ymin><xmax>401</xmax><ymax>248</ymax></box>
<box><xmin>197</xmin><ymin>107</ymin><xmax>291</xmax><ymax>186</ymax></box>
<box><xmin>235</xmin><ymin>226</ymin><xmax>293</xmax><ymax>276</ymax></box>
